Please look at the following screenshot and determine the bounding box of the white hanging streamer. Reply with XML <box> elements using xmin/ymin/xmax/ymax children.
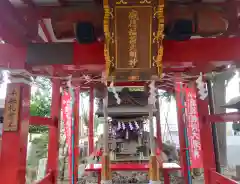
<box><xmin>129</xmin><ymin>122</ymin><xmax>133</xmax><ymax>130</ymax></box>
<box><xmin>122</xmin><ymin>122</ymin><xmax>126</xmax><ymax>130</ymax></box>
<box><xmin>110</xmin><ymin>81</ymin><xmax>121</xmax><ymax>104</ymax></box>
<box><xmin>148</xmin><ymin>80</ymin><xmax>157</xmax><ymax>106</ymax></box>
<box><xmin>196</xmin><ymin>73</ymin><xmax>208</xmax><ymax>100</ymax></box>
<box><xmin>117</xmin><ymin>121</ymin><xmax>122</xmax><ymax>130</ymax></box>
<box><xmin>101</xmin><ymin>72</ymin><xmax>107</xmax><ymax>85</ymax></box>
<box><xmin>134</xmin><ymin>121</ymin><xmax>139</xmax><ymax>130</ymax></box>
<box><xmin>125</xmin><ymin>129</ymin><xmax>129</xmax><ymax>139</ymax></box>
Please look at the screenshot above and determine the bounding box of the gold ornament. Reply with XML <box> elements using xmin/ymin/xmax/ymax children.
<box><xmin>140</xmin><ymin>0</ymin><xmax>151</xmax><ymax>4</ymax></box>
<box><xmin>103</xmin><ymin>0</ymin><xmax>111</xmax><ymax>77</ymax></box>
<box><xmin>116</xmin><ymin>0</ymin><xmax>127</xmax><ymax>4</ymax></box>
<box><xmin>153</xmin><ymin>4</ymin><xmax>164</xmax><ymax>77</ymax></box>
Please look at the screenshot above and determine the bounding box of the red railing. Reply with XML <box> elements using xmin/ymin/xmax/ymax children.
<box><xmin>206</xmin><ymin>112</ymin><xmax>240</xmax><ymax>184</ymax></box>
<box><xmin>210</xmin><ymin>170</ymin><xmax>238</xmax><ymax>184</ymax></box>
<box><xmin>35</xmin><ymin>172</ymin><xmax>53</xmax><ymax>184</ymax></box>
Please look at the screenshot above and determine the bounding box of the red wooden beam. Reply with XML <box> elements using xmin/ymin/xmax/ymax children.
<box><xmin>111</xmin><ymin>82</ymin><xmax>145</xmax><ymax>86</ymax></box>
<box><xmin>72</xmin><ymin>38</ymin><xmax>240</xmax><ymax>67</ymax></box>
<box><xmin>1</xmin><ymin>37</ymin><xmax>240</xmax><ymax>71</ymax></box>
<box><xmin>16</xmin><ymin>4</ymin><xmax>103</xmax><ymax>29</ymax></box>
<box><xmin>0</xmin><ymin>44</ymin><xmax>27</xmax><ymax>69</ymax></box>
<box><xmin>17</xmin><ymin>4</ymin><xmax>102</xmax><ymax>18</ymax></box>
<box><xmin>207</xmin><ymin>112</ymin><xmax>240</xmax><ymax>123</ymax></box>
<box><xmin>0</xmin><ymin>0</ymin><xmax>38</xmax><ymax>44</ymax></box>
<box><xmin>163</xmin><ymin>37</ymin><xmax>240</xmax><ymax>63</ymax></box>
<box><xmin>29</xmin><ymin>116</ymin><xmax>56</xmax><ymax>126</ymax></box>
<box><xmin>19</xmin><ymin>0</ymin><xmax>52</xmax><ymax>43</ymax></box>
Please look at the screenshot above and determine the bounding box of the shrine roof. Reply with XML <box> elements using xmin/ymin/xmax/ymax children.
<box><xmin>108</xmin><ymin>88</ymin><xmax>148</xmax><ymax>107</ymax></box>
<box><xmin>95</xmin><ymin>88</ymin><xmax>159</xmax><ymax>117</ymax></box>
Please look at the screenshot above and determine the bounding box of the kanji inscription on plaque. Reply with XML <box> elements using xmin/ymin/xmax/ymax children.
<box><xmin>3</xmin><ymin>86</ymin><xmax>20</xmax><ymax>131</ymax></box>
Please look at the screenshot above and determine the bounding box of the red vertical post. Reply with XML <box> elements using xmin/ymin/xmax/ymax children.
<box><xmin>0</xmin><ymin>80</ymin><xmax>31</xmax><ymax>184</ymax></box>
<box><xmin>174</xmin><ymin>80</ymin><xmax>190</xmax><ymax>184</ymax></box>
<box><xmin>74</xmin><ymin>88</ymin><xmax>80</xmax><ymax>183</ymax></box>
<box><xmin>156</xmin><ymin>98</ymin><xmax>162</xmax><ymax>150</ymax></box>
<box><xmin>46</xmin><ymin>79</ymin><xmax>61</xmax><ymax>183</ymax></box>
<box><xmin>195</xmin><ymin>83</ymin><xmax>216</xmax><ymax>184</ymax></box>
<box><xmin>88</xmin><ymin>86</ymin><xmax>94</xmax><ymax>155</ymax></box>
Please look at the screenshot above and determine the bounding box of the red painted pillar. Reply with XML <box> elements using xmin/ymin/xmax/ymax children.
<box><xmin>195</xmin><ymin>83</ymin><xmax>216</xmax><ymax>184</ymax></box>
<box><xmin>0</xmin><ymin>78</ymin><xmax>31</xmax><ymax>184</ymax></box>
<box><xmin>174</xmin><ymin>80</ymin><xmax>189</xmax><ymax>184</ymax></box>
<box><xmin>88</xmin><ymin>86</ymin><xmax>94</xmax><ymax>155</ymax></box>
<box><xmin>156</xmin><ymin>98</ymin><xmax>162</xmax><ymax>150</ymax></box>
<box><xmin>74</xmin><ymin>88</ymin><xmax>80</xmax><ymax>183</ymax></box>
<box><xmin>46</xmin><ymin>79</ymin><xmax>61</xmax><ymax>183</ymax></box>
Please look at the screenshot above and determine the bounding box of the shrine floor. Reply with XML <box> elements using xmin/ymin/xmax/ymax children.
<box><xmin>57</xmin><ymin>172</ymin><xmax>205</xmax><ymax>184</ymax></box>
<box><xmin>56</xmin><ymin>168</ymin><xmax>239</xmax><ymax>184</ymax></box>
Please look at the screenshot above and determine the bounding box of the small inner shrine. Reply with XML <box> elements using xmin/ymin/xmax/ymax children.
<box><xmin>96</xmin><ymin>87</ymin><xmax>178</xmax><ymax>162</ymax></box>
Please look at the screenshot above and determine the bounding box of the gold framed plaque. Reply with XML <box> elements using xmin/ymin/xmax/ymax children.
<box><xmin>104</xmin><ymin>0</ymin><xmax>164</xmax><ymax>81</ymax></box>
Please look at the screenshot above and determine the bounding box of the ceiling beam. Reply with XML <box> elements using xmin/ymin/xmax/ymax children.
<box><xmin>0</xmin><ymin>37</ymin><xmax>239</xmax><ymax>72</ymax></box>
<box><xmin>58</xmin><ymin>0</ymin><xmax>69</xmax><ymax>6</ymax></box>
<box><xmin>16</xmin><ymin>3</ymin><xmax>103</xmax><ymax>18</ymax></box>
<box><xmin>0</xmin><ymin>0</ymin><xmax>39</xmax><ymax>44</ymax></box>
<box><xmin>16</xmin><ymin>5</ymin><xmax>103</xmax><ymax>28</ymax></box>
<box><xmin>20</xmin><ymin>0</ymin><xmax>52</xmax><ymax>42</ymax></box>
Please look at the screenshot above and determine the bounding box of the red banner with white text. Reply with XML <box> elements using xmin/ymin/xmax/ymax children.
<box><xmin>61</xmin><ymin>91</ymin><xmax>72</xmax><ymax>172</ymax></box>
<box><xmin>185</xmin><ymin>87</ymin><xmax>203</xmax><ymax>168</ymax></box>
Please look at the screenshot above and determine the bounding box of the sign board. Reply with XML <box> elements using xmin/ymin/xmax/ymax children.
<box><xmin>3</xmin><ymin>86</ymin><xmax>21</xmax><ymax>131</ymax></box>
<box><xmin>185</xmin><ymin>87</ymin><xmax>203</xmax><ymax>168</ymax></box>
<box><xmin>107</xmin><ymin>0</ymin><xmax>161</xmax><ymax>81</ymax></box>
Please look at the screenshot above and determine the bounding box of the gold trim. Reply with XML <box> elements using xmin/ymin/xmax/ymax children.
<box><xmin>116</xmin><ymin>0</ymin><xmax>127</xmax><ymax>5</ymax></box>
<box><xmin>103</xmin><ymin>0</ymin><xmax>112</xmax><ymax>77</ymax></box>
<box><xmin>153</xmin><ymin>4</ymin><xmax>164</xmax><ymax>77</ymax></box>
<box><xmin>109</xmin><ymin>8</ymin><xmax>114</xmax><ymax>19</ymax></box>
<box><xmin>149</xmin><ymin>7</ymin><xmax>152</xmax><ymax>69</ymax></box>
<box><xmin>140</xmin><ymin>0</ymin><xmax>151</xmax><ymax>4</ymax></box>
<box><xmin>115</xmin><ymin>6</ymin><xmax>152</xmax><ymax>8</ymax></box>
<box><xmin>110</xmin><ymin>32</ymin><xmax>115</xmax><ymax>44</ymax></box>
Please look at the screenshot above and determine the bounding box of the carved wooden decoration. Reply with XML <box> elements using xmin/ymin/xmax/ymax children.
<box><xmin>104</xmin><ymin>0</ymin><xmax>163</xmax><ymax>81</ymax></box>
